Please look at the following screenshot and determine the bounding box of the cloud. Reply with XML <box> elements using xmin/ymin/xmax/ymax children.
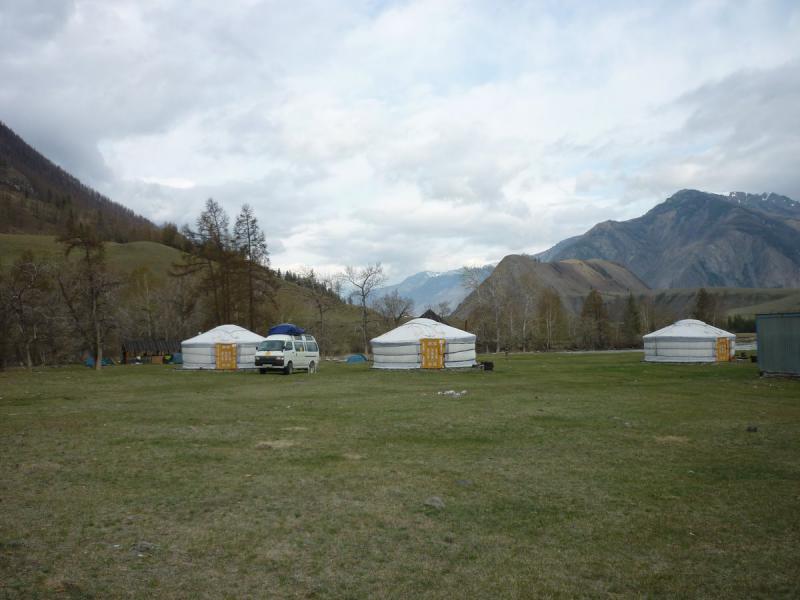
<box><xmin>1</xmin><ymin>0</ymin><xmax>799</xmax><ymax>281</ymax></box>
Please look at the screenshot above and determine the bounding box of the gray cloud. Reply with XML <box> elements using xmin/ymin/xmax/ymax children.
<box><xmin>2</xmin><ymin>0</ymin><xmax>799</xmax><ymax>281</ymax></box>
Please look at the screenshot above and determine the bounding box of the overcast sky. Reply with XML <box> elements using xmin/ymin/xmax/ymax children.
<box><xmin>2</xmin><ymin>0</ymin><xmax>799</xmax><ymax>282</ymax></box>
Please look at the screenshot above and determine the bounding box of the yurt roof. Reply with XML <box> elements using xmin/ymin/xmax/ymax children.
<box><xmin>643</xmin><ymin>319</ymin><xmax>734</xmax><ymax>340</ymax></box>
<box><xmin>371</xmin><ymin>318</ymin><xmax>475</xmax><ymax>346</ymax></box>
<box><xmin>182</xmin><ymin>324</ymin><xmax>266</xmax><ymax>347</ymax></box>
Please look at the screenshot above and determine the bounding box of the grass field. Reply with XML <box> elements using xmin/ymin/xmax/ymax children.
<box><xmin>1</xmin><ymin>354</ymin><xmax>799</xmax><ymax>598</ymax></box>
<box><xmin>0</xmin><ymin>233</ymin><xmax>185</xmax><ymax>279</ymax></box>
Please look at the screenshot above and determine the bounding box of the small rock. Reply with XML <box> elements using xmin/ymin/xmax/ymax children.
<box><xmin>455</xmin><ymin>479</ymin><xmax>473</xmax><ymax>487</ymax></box>
<box><xmin>131</xmin><ymin>541</ymin><xmax>158</xmax><ymax>553</ymax></box>
<box><xmin>746</xmin><ymin>425</ymin><xmax>758</xmax><ymax>433</ymax></box>
<box><xmin>424</xmin><ymin>496</ymin><xmax>445</xmax><ymax>510</ymax></box>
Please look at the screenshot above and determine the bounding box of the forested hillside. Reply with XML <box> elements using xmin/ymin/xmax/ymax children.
<box><xmin>0</xmin><ymin>121</ymin><xmax>172</xmax><ymax>243</ymax></box>
<box><xmin>0</xmin><ymin>203</ymin><xmax>376</xmax><ymax>369</ymax></box>
<box><xmin>452</xmin><ymin>253</ymin><xmax>800</xmax><ymax>353</ymax></box>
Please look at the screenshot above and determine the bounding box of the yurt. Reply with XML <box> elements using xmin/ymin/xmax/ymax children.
<box><xmin>181</xmin><ymin>325</ymin><xmax>266</xmax><ymax>370</ymax></box>
<box><xmin>643</xmin><ymin>319</ymin><xmax>735</xmax><ymax>363</ymax></box>
<box><xmin>370</xmin><ymin>318</ymin><xmax>477</xmax><ymax>369</ymax></box>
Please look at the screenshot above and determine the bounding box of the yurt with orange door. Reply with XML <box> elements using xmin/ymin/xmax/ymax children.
<box><xmin>643</xmin><ymin>319</ymin><xmax>735</xmax><ymax>363</ymax></box>
<box><xmin>181</xmin><ymin>325</ymin><xmax>265</xmax><ymax>370</ymax></box>
<box><xmin>370</xmin><ymin>318</ymin><xmax>476</xmax><ymax>369</ymax></box>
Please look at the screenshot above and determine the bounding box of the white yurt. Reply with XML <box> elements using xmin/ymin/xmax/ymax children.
<box><xmin>181</xmin><ymin>324</ymin><xmax>266</xmax><ymax>370</ymax></box>
<box><xmin>643</xmin><ymin>319</ymin><xmax>736</xmax><ymax>363</ymax></box>
<box><xmin>370</xmin><ymin>318</ymin><xmax>477</xmax><ymax>369</ymax></box>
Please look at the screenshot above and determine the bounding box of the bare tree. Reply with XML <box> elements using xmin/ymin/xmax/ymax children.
<box><xmin>374</xmin><ymin>290</ymin><xmax>414</xmax><ymax>328</ymax></box>
<box><xmin>5</xmin><ymin>251</ymin><xmax>54</xmax><ymax>369</ymax></box>
<box><xmin>341</xmin><ymin>263</ymin><xmax>386</xmax><ymax>354</ymax></box>
<box><xmin>298</xmin><ymin>269</ymin><xmax>340</xmax><ymax>354</ymax></box>
<box><xmin>462</xmin><ymin>266</ymin><xmax>503</xmax><ymax>352</ymax></box>
<box><xmin>435</xmin><ymin>301</ymin><xmax>452</xmax><ymax>318</ymax></box>
<box><xmin>0</xmin><ymin>265</ymin><xmax>9</xmax><ymax>370</ymax></box>
<box><xmin>536</xmin><ymin>288</ymin><xmax>567</xmax><ymax>350</ymax></box>
<box><xmin>58</xmin><ymin>223</ymin><xmax>119</xmax><ymax>370</ymax></box>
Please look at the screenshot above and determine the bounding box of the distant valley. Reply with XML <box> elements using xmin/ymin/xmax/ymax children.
<box><xmin>373</xmin><ymin>265</ymin><xmax>493</xmax><ymax>315</ymax></box>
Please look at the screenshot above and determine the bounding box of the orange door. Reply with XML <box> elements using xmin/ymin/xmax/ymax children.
<box><xmin>215</xmin><ymin>343</ymin><xmax>237</xmax><ymax>369</ymax></box>
<box><xmin>715</xmin><ymin>337</ymin><xmax>730</xmax><ymax>362</ymax></box>
<box><xmin>420</xmin><ymin>338</ymin><xmax>445</xmax><ymax>369</ymax></box>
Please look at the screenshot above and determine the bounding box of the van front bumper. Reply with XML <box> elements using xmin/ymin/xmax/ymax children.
<box><xmin>255</xmin><ymin>356</ymin><xmax>284</xmax><ymax>366</ymax></box>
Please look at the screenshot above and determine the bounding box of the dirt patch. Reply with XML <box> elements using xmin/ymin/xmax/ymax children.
<box><xmin>654</xmin><ymin>435</ymin><xmax>689</xmax><ymax>444</ymax></box>
<box><xmin>20</xmin><ymin>461</ymin><xmax>62</xmax><ymax>473</ymax></box>
<box><xmin>280</xmin><ymin>426</ymin><xmax>309</xmax><ymax>432</ymax></box>
<box><xmin>342</xmin><ymin>453</ymin><xmax>364</xmax><ymax>460</ymax></box>
<box><xmin>43</xmin><ymin>577</ymin><xmax>82</xmax><ymax>594</ymax></box>
<box><xmin>255</xmin><ymin>439</ymin><xmax>295</xmax><ymax>450</ymax></box>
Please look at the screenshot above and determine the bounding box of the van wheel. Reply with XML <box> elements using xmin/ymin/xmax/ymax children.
<box><xmin>308</xmin><ymin>361</ymin><xmax>316</xmax><ymax>374</ymax></box>
<box><xmin>283</xmin><ymin>362</ymin><xmax>293</xmax><ymax>375</ymax></box>
<box><xmin>259</xmin><ymin>368</ymin><xmax>266</xmax><ymax>374</ymax></box>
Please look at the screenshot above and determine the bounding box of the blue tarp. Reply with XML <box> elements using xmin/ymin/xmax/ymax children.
<box><xmin>268</xmin><ymin>323</ymin><xmax>306</xmax><ymax>336</ymax></box>
<box><xmin>346</xmin><ymin>354</ymin><xmax>368</xmax><ymax>363</ymax></box>
<box><xmin>84</xmin><ymin>356</ymin><xmax>115</xmax><ymax>367</ymax></box>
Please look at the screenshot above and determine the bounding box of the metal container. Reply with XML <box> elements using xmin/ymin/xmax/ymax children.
<box><xmin>756</xmin><ymin>312</ymin><xmax>800</xmax><ymax>377</ymax></box>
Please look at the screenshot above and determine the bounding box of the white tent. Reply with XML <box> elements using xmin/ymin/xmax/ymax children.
<box><xmin>643</xmin><ymin>319</ymin><xmax>735</xmax><ymax>363</ymax></box>
<box><xmin>181</xmin><ymin>324</ymin><xmax>266</xmax><ymax>370</ymax></box>
<box><xmin>370</xmin><ymin>318</ymin><xmax>477</xmax><ymax>369</ymax></box>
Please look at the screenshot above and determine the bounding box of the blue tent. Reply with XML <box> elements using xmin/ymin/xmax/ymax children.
<box><xmin>346</xmin><ymin>354</ymin><xmax>368</xmax><ymax>364</ymax></box>
<box><xmin>268</xmin><ymin>323</ymin><xmax>306</xmax><ymax>336</ymax></box>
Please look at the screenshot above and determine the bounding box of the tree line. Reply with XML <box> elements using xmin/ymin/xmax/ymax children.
<box><xmin>460</xmin><ymin>269</ymin><xmax>734</xmax><ymax>352</ymax></box>
<box><xmin>0</xmin><ymin>199</ymin><xmax>279</xmax><ymax>369</ymax></box>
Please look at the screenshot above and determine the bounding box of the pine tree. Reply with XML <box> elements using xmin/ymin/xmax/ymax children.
<box><xmin>233</xmin><ymin>204</ymin><xmax>271</xmax><ymax>331</ymax></box>
<box><xmin>621</xmin><ymin>292</ymin><xmax>642</xmax><ymax>347</ymax></box>
<box><xmin>579</xmin><ymin>289</ymin><xmax>611</xmax><ymax>349</ymax></box>
<box><xmin>691</xmin><ymin>288</ymin><xmax>718</xmax><ymax>324</ymax></box>
<box><xmin>174</xmin><ymin>198</ymin><xmax>236</xmax><ymax>325</ymax></box>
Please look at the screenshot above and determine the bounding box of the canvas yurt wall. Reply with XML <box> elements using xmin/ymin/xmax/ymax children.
<box><xmin>370</xmin><ymin>318</ymin><xmax>477</xmax><ymax>369</ymax></box>
<box><xmin>181</xmin><ymin>325</ymin><xmax>266</xmax><ymax>370</ymax></box>
<box><xmin>643</xmin><ymin>319</ymin><xmax>735</xmax><ymax>363</ymax></box>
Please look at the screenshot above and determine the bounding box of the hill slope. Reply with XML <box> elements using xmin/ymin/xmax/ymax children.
<box><xmin>0</xmin><ymin>234</ymin><xmax>184</xmax><ymax>277</ymax></box>
<box><xmin>538</xmin><ymin>189</ymin><xmax>800</xmax><ymax>289</ymax></box>
<box><xmin>455</xmin><ymin>255</ymin><xmax>650</xmax><ymax>317</ymax></box>
<box><xmin>0</xmin><ymin>121</ymin><xmax>162</xmax><ymax>242</ymax></box>
<box><xmin>0</xmin><ymin>233</ymin><xmax>368</xmax><ymax>353</ymax></box>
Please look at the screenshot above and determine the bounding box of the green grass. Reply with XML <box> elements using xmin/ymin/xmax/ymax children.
<box><xmin>0</xmin><ymin>233</ymin><xmax>184</xmax><ymax>278</ymax></box>
<box><xmin>1</xmin><ymin>354</ymin><xmax>799</xmax><ymax>598</ymax></box>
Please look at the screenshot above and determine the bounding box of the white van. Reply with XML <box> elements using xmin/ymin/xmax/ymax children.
<box><xmin>255</xmin><ymin>334</ymin><xmax>320</xmax><ymax>375</ymax></box>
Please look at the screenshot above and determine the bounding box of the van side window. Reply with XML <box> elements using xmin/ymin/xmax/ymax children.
<box><xmin>307</xmin><ymin>342</ymin><xmax>318</xmax><ymax>352</ymax></box>
<box><xmin>284</xmin><ymin>341</ymin><xmax>294</xmax><ymax>351</ymax></box>
<box><xmin>295</xmin><ymin>341</ymin><xmax>305</xmax><ymax>352</ymax></box>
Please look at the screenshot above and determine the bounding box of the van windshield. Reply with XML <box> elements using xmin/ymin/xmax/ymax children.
<box><xmin>258</xmin><ymin>340</ymin><xmax>286</xmax><ymax>351</ymax></box>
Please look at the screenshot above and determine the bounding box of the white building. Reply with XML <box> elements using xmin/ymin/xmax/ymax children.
<box><xmin>370</xmin><ymin>318</ymin><xmax>477</xmax><ymax>369</ymax></box>
<box><xmin>643</xmin><ymin>319</ymin><xmax>736</xmax><ymax>363</ymax></box>
<box><xmin>181</xmin><ymin>325</ymin><xmax>266</xmax><ymax>370</ymax></box>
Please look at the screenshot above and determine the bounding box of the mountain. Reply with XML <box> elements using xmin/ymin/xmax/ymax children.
<box><xmin>454</xmin><ymin>255</ymin><xmax>650</xmax><ymax>318</ymax></box>
<box><xmin>537</xmin><ymin>189</ymin><xmax>800</xmax><ymax>289</ymax></box>
<box><xmin>0</xmin><ymin>121</ymin><xmax>164</xmax><ymax>242</ymax></box>
<box><xmin>374</xmin><ymin>265</ymin><xmax>493</xmax><ymax>314</ymax></box>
